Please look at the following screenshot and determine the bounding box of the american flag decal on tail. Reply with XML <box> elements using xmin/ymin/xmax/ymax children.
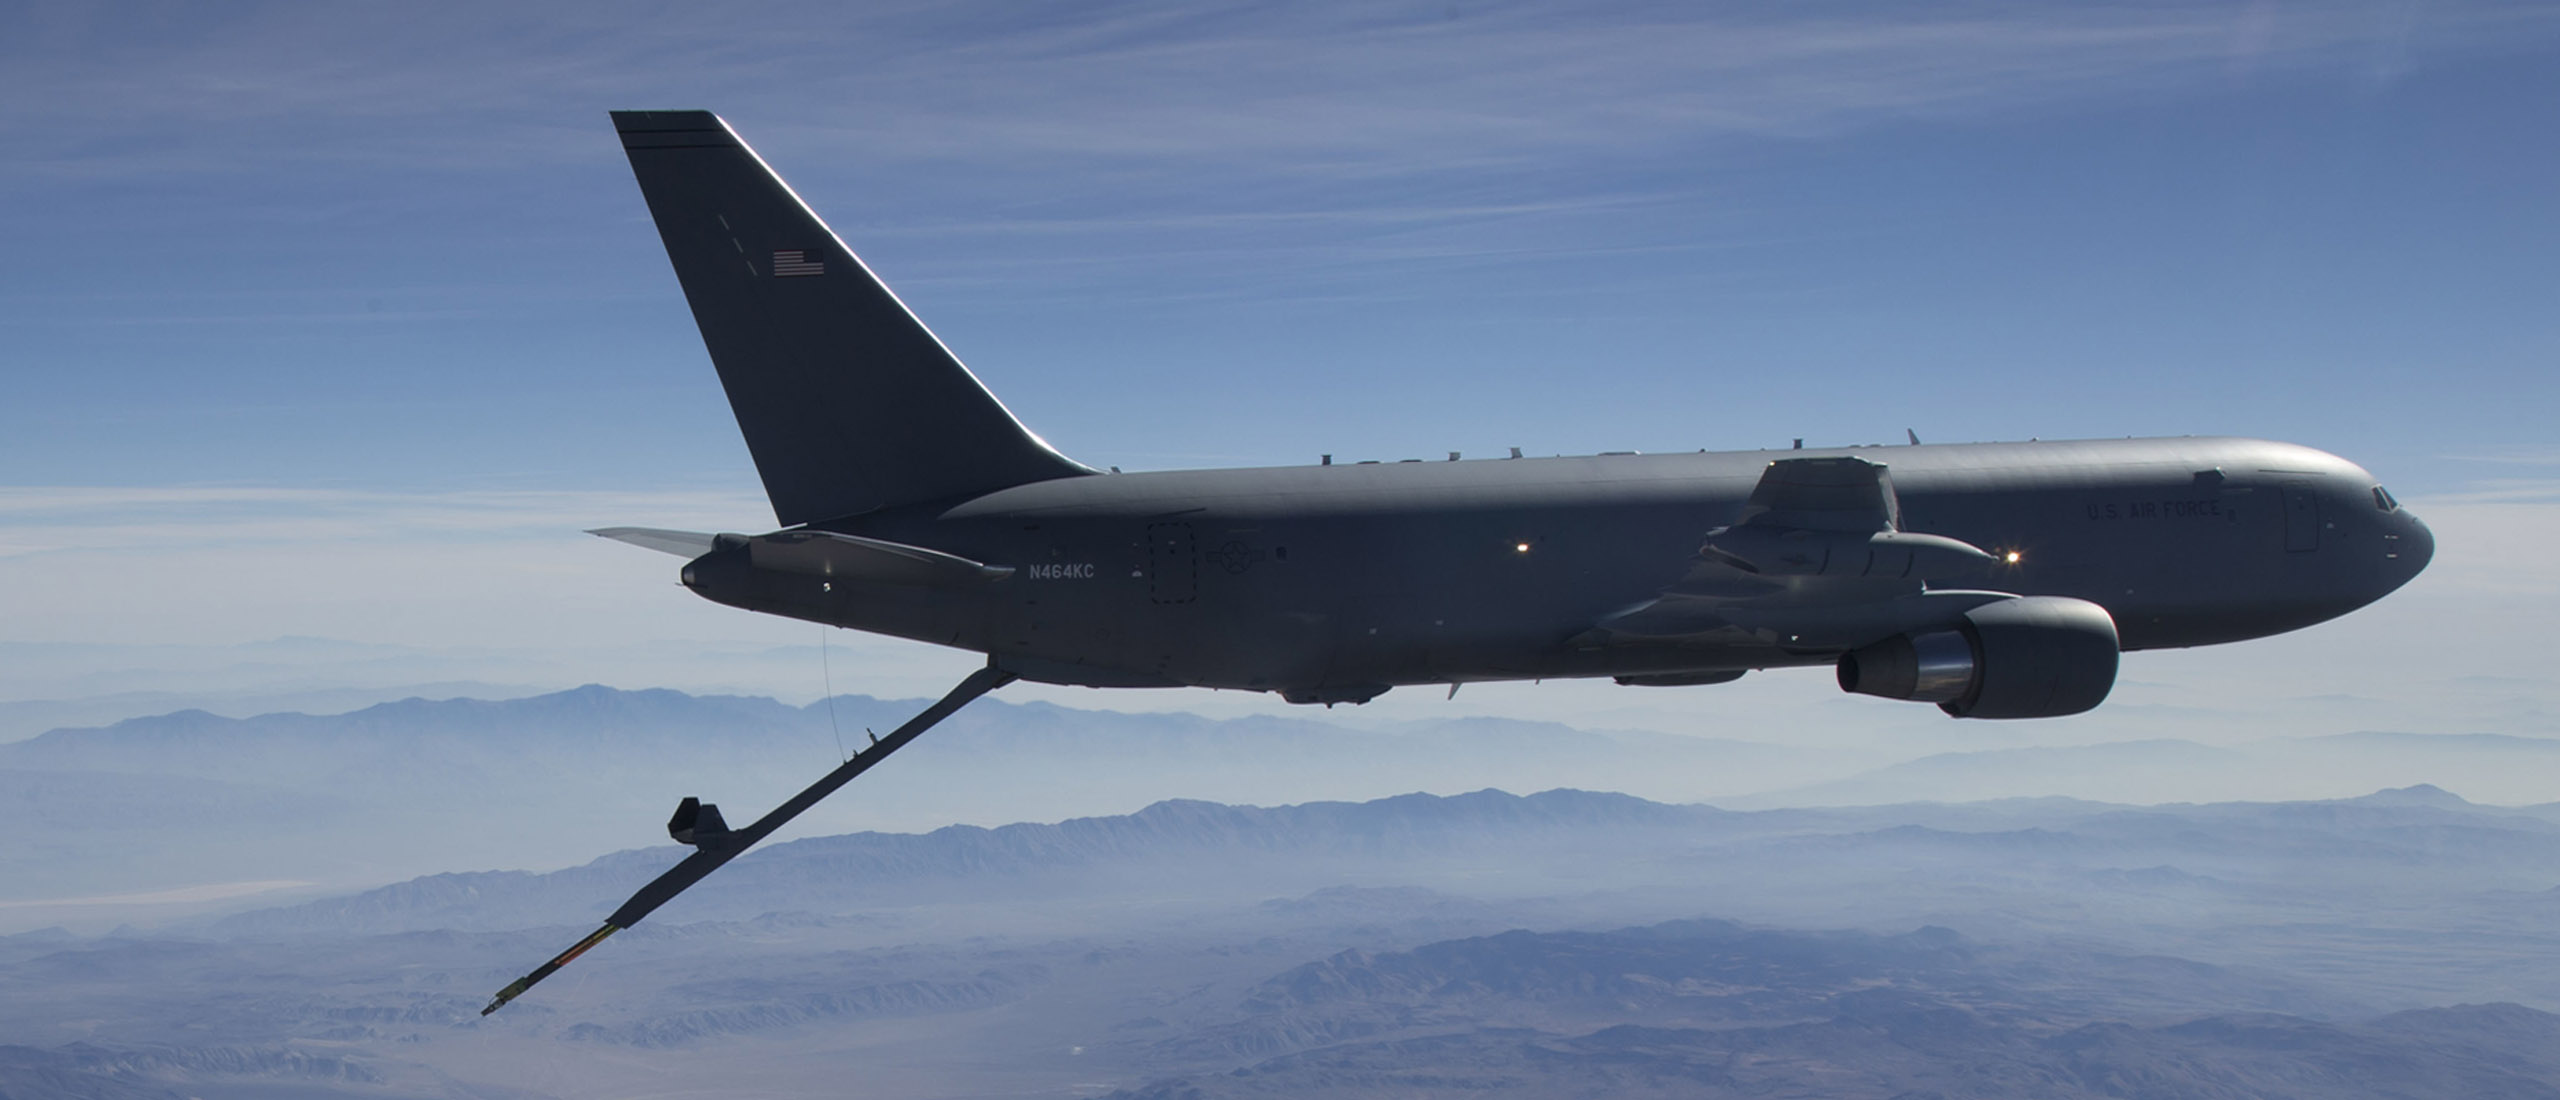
<box><xmin>771</xmin><ymin>250</ymin><xmax>825</xmax><ymax>277</ymax></box>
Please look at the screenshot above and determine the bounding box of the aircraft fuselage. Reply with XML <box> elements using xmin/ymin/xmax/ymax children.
<box><xmin>678</xmin><ymin>435</ymin><xmax>2431</xmax><ymax>702</ymax></box>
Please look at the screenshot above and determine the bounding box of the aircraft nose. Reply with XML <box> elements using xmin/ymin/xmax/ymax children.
<box><xmin>2388</xmin><ymin>509</ymin><xmax>2434</xmax><ymax>590</ymax></box>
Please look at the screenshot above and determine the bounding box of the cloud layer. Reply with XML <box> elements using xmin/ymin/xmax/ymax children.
<box><xmin>2</xmin><ymin>481</ymin><xmax>2550</xmax><ymax>749</ymax></box>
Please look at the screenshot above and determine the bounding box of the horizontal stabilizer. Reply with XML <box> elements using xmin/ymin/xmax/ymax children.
<box><xmin>590</xmin><ymin>527</ymin><xmax>720</xmax><ymax>558</ymax></box>
<box><xmin>745</xmin><ymin>530</ymin><xmax>1014</xmax><ymax>587</ymax></box>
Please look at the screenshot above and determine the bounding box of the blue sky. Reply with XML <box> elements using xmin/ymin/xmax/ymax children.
<box><xmin>4</xmin><ymin>1</ymin><xmax>2558</xmax><ymax>744</ymax></box>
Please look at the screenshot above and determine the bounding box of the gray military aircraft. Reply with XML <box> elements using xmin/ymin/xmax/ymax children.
<box><xmin>482</xmin><ymin>110</ymin><xmax>2435</xmax><ymax>1012</ymax></box>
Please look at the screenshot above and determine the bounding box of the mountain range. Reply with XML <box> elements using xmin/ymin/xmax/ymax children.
<box><xmin>10</xmin><ymin>684</ymin><xmax>2560</xmax><ymax>928</ymax></box>
<box><xmin>10</xmin><ymin>775</ymin><xmax>2560</xmax><ymax>1100</ymax></box>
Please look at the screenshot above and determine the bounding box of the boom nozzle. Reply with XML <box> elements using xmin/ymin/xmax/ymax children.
<box><xmin>481</xmin><ymin>922</ymin><xmax>620</xmax><ymax>1016</ymax></box>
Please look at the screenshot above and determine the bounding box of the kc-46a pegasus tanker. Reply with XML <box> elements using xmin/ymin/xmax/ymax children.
<box><xmin>480</xmin><ymin>110</ymin><xmax>2434</xmax><ymax>1012</ymax></box>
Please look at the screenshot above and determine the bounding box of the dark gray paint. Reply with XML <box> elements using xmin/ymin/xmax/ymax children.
<box><xmin>613</xmin><ymin>112</ymin><xmax>1089</xmax><ymax>525</ymax></box>
<box><xmin>612</xmin><ymin>111</ymin><xmax>2433</xmax><ymax>714</ymax></box>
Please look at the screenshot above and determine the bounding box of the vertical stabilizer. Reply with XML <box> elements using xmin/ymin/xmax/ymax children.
<box><xmin>612</xmin><ymin>110</ymin><xmax>1092</xmax><ymax>525</ymax></box>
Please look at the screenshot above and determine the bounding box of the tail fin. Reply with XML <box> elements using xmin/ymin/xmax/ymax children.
<box><xmin>612</xmin><ymin>110</ymin><xmax>1092</xmax><ymax>525</ymax></box>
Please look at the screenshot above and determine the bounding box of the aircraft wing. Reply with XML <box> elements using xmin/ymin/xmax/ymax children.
<box><xmin>1574</xmin><ymin>456</ymin><xmax>2004</xmax><ymax>651</ymax></box>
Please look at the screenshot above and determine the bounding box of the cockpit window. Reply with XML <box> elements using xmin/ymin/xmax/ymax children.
<box><xmin>2373</xmin><ymin>486</ymin><xmax>2400</xmax><ymax>512</ymax></box>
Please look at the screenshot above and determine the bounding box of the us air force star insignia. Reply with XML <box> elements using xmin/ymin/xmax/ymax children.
<box><xmin>1204</xmin><ymin>540</ymin><xmax>1266</xmax><ymax>575</ymax></box>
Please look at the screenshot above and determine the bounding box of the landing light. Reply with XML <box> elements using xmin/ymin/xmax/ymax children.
<box><xmin>1515</xmin><ymin>542</ymin><xmax>1532</xmax><ymax>553</ymax></box>
<box><xmin>2004</xmin><ymin>550</ymin><xmax>2023</xmax><ymax>565</ymax></box>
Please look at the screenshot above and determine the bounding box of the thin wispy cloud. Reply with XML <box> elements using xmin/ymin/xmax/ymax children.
<box><xmin>0</xmin><ymin>486</ymin><xmax>767</xmax><ymax>558</ymax></box>
<box><xmin>6</xmin><ymin>2</ymin><xmax>2550</xmax><ymax>186</ymax></box>
<box><xmin>3</xmin><ymin>478</ymin><xmax>2555</xmax><ymax>745</ymax></box>
<box><xmin>2443</xmin><ymin>448</ymin><xmax>2560</xmax><ymax>468</ymax></box>
<box><xmin>2410</xmin><ymin>478</ymin><xmax>2560</xmax><ymax>505</ymax></box>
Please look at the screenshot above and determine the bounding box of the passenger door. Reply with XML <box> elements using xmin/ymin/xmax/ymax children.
<box><xmin>2281</xmin><ymin>484</ymin><xmax>2320</xmax><ymax>553</ymax></box>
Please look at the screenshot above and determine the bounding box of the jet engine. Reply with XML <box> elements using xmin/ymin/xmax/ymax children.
<box><xmin>1835</xmin><ymin>596</ymin><xmax>2119</xmax><ymax>719</ymax></box>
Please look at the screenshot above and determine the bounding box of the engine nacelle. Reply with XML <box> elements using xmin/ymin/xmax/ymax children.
<box><xmin>1836</xmin><ymin>596</ymin><xmax>2119</xmax><ymax>719</ymax></box>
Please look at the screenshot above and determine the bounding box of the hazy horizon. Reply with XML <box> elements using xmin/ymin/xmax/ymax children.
<box><xmin>8</xmin><ymin>681</ymin><xmax>2560</xmax><ymax>939</ymax></box>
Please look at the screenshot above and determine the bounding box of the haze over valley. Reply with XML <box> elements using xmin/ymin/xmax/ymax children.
<box><xmin>8</xmin><ymin>690</ymin><xmax>2560</xmax><ymax>1098</ymax></box>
